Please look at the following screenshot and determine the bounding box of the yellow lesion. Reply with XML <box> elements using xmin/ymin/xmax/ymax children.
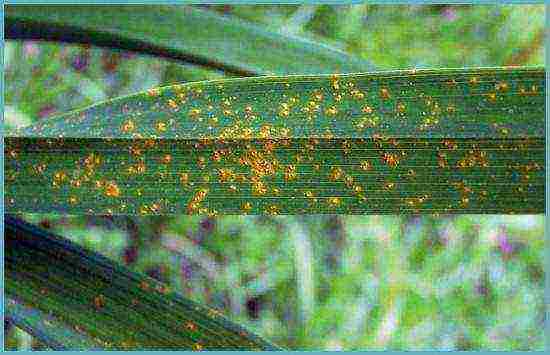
<box><xmin>325</xmin><ymin>106</ymin><xmax>338</xmax><ymax>116</ymax></box>
<box><xmin>104</xmin><ymin>181</ymin><xmax>121</xmax><ymax>197</ymax></box>
<box><xmin>217</xmin><ymin>168</ymin><xmax>235</xmax><ymax>183</ymax></box>
<box><xmin>187</xmin><ymin>188</ymin><xmax>209</xmax><ymax>214</ymax></box>
<box><xmin>242</xmin><ymin>202</ymin><xmax>252</xmax><ymax>213</ymax></box>
<box><xmin>284</xmin><ymin>164</ymin><xmax>297</xmax><ymax>181</ymax></box>
<box><xmin>265</xmin><ymin>205</ymin><xmax>279</xmax><ymax>215</ymax></box>
<box><xmin>52</xmin><ymin>170</ymin><xmax>68</xmax><ymax>187</ymax></box>
<box><xmin>381</xmin><ymin>152</ymin><xmax>401</xmax><ymax>168</ymax></box>
<box><xmin>329</xmin><ymin>167</ymin><xmax>343</xmax><ymax>181</ymax></box>
<box><xmin>155</xmin><ymin>121</ymin><xmax>167</xmax><ymax>133</ymax></box>
<box><xmin>359</xmin><ymin>160</ymin><xmax>373</xmax><ymax>171</ymax></box>
<box><xmin>380</xmin><ymin>87</ymin><xmax>391</xmax><ymax>100</ymax></box>
<box><xmin>327</xmin><ymin>196</ymin><xmax>341</xmax><ymax>208</ymax></box>
<box><xmin>121</xmin><ymin>119</ymin><xmax>135</xmax><ymax>133</ymax></box>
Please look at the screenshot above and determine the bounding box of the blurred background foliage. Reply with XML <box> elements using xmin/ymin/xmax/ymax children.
<box><xmin>4</xmin><ymin>4</ymin><xmax>545</xmax><ymax>350</ymax></box>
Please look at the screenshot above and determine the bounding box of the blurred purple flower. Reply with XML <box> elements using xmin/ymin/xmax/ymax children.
<box><xmin>121</xmin><ymin>50</ymin><xmax>137</xmax><ymax>60</ymax></box>
<box><xmin>23</xmin><ymin>41</ymin><xmax>40</xmax><ymax>58</ymax></box>
<box><xmin>442</xmin><ymin>7</ymin><xmax>458</xmax><ymax>22</ymax></box>
<box><xmin>72</xmin><ymin>51</ymin><xmax>90</xmax><ymax>72</ymax></box>
<box><xmin>180</xmin><ymin>257</ymin><xmax>193</xmax><ymax>280</ymax></box>
<box><xmin>38</xmin><ymin>105</ymin><xmax>57</xmax><ymax>119</ymax></box>
<box><xmin>497</xmin><ymin>226</ymin><xmax>513</xmax><ymax>255</ymax></box>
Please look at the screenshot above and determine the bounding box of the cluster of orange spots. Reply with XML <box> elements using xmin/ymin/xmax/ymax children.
<box><xmin>242</xmin><ymin>201</ymin><xmax>253</xmax><ymax>212</ymax></box>
<box><xmin>185</xmin><ymin>321</ymin><xmax>197</xmax><ymax>332</ymax></box>
<box><xmin>121</xmin><ymin>119</ymin><xmax>135</xmax><ymax>133</ymax></box>
<box><xmin>304</xmin><ymin>190</ymin><xmax>317</xmax><ymax>203</ymax></box>
<box><xmin>324</xmin><ymin>106</ymin><xmax>338</xmax><ymax>116</ymax></box>
<box><xmin>457</xmin><ymin>150</ymin><xmax>489</xmax><ymax>169</ymax></box>
<box><xmin>495</xmin><ymin>81</ymin><xmax>509</xmax><ymax>92</ymax></box>
<box><xmin>284</xmin><ymin>164</ymin><xmax>297</xmax><ymax>181</ymax></box>
<box><xmin>104</xmin><ymin>181</ymin><xmax>121</xmax><ymax>197</ymax></box>
<box><xmin>329</xmin><ymin>166</ymin><xmax>344</xmax><ymax>181</ymax></box>
<box><xmin>179</xmin><ymin>172</ymin><xmax>190</xmax><ymax>185</ymax></box>
<box><xmin>251</xmin><ymin>177</ymin><xmax>268</xmax><ymax>196</ymax></box>
<box><xmin>278</xmin><ymin>102</ymin><xmax>291</xmax><ymax>117</ymax></box>
<box><xmin>217</xmin><ymin>168</ymin><xmax>235</xmax><ymax>183</ymax></box>
<box><xmin>155</xmin><ymin>283</ymin><xmax>169</xmax><ymax>295</ymax></box>
<box><xmin>129</xmin><ymin>145</ymin><xmax>142</xmax><ymax>156</ymax></box>
<box><xmin>327</xmin><ymin>196</ymin><xmax>341</xmax><ymax>208</ymax></box>
<box><xmin>360</xmin><ymin>160</ymin><xmax>373</xmax><ymax>171</ymax></box>
<box><xmin>70</xmin><ymin>178</ymin><xmax>82</xmax><ymax>188</ymax></box>
<box><xmin>381</xmin><ymin>152</ymin><xmax>401</xmax><ymax>168</ymax></box>
<box><xmin>341</xmin><ymin>140</ymin><xmax>352</xmax><ymax>154</ymax></box>
<box><xmin>240</xmin><ymin>149</ymin><xmax>279</xmax><ymax>178</ymax></box>
<box><xmin>197</xmin><ymin>156</ymin><xmax>207</xmax><ymax>169</ymax></box>
<box><xmin>211</xmin><ymin>149</ymin><xmax>227</xmax><ymax>162</ymax></box>
<box><xmin>404</xmin><ymin>195</ymin><xmax>429</xmax><ymax>209</ymax></box>
<box><xmin>350</xmin><ymin>88</ymin><xmax>365</xmax><ymax>100</ymax></box>
<box><xmin>7</xmin><ymin>148</ymin><xmax>18</xmax><ymax>159</ymax></box>
<box><xmin>94</xmin><ymin>294</ymin><xmax>106</xmax><ymax>310</ymax></box>
<box><xmin>362</xmin><ymin>105</ymin><xmax>373</xmax><ymax>114</ymax></box>
<box><xmin>395</xmin><ymin>102</ymin><xmax>406</xmax><ymax>115</ymax></box>
<box><xmin>442</xmin><ymin>139</ymin><xmax>458</xmax><ymax>150</ymax></box>
<box><xmin>446</xmin><ymin>104</ymin><xmax>457</xmax><ymax>114</ymax></box>
<box><xmin>379</xmin><ymin>87</ymin><xmax>391</xmax><ymax>100</ymax></box>
<box><xmin>486</xmin><ymin>92</ymin><xmax>497</xmax><ymax>103</ymax></box>
<box><xmin>167</xmin><ymin>99</ymin><xmax>178</xmax><ymax>110</ymax></box>
<box><xmin>127</xmin><ymin>161</ymin><xmax>146</xmax><ymax>175</ymax></box>
<box><xmin>52</xmin><ymin>170</ymin><xmax>68</xmax><ymax>187</ymax></box>
<box><xmin>187</xmin><ymin>188</ymin><xmax>209</xmax><ymax>214</ymax></box>
<box><xmin>437</xmin><ymin>151</ymin><xmax>449</xmax><ymax>169</ymax></box>
<box><xmin>265</xmin><ymin>205</ymin><xmax>279</xmax><ymax>215</ymax></box>
<box><xmin>518</xmin><ymin>84</ymin><xmax>539</xmax><ymax>96</ymax></box>
<box><xmin>147</xmin><ymin>87</ymin><xmax>161</xmax><ymax>97</ymax></box>
<box><xmin>155</xmin><ymin>121</ymin><xmax>167</xmax><ymax>133</ymax></box>
<box><xmin>34</xmin><ymin>163</ymin><xmax>47</xmax><ymax>175</ymax></box>
<box><xmin>188</xmin><ymin>108</ymin><xmax>201</xmax><ymax>120</ymax></box>
<box><xmin>451</xmin><ymin>181</ymin><xmax>473</xmax><ymax>207</ymax></box>
<box><xmin>160</xmin><ymin>154</ymin><xmax>172</xmax><ymax>164</ymax></box>
<box><xmin>84</xmin><ymin>153</ymin><xmax>102</xmax><ymax>170</ymax></box>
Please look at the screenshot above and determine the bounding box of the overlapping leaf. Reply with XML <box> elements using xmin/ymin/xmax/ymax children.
<box><xmin>6</xmin><ymin>67</ymin><xmax>545</xmax><ymax>215</ymax></box>
<box><xmin>5</xmin><ymin>215</ymin><xmax>282</xmax><ymax>350</ymax></box>
<box><xmin>5</xmin><ymin>5</ymin><xmax>375</xmax><ymax>76</ymax></box>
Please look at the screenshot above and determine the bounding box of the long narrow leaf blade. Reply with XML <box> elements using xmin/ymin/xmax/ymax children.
<box><xmin>5</xmin><ymin>215</ymin><xmax>282</xmax><ymax>350</ymax></box>
<box><xmin>5</xmin><ymin>68</ymin><xmax>545</xmax><ymax>215</ymax></box>
<box><xmin>5</xmin><ymin>5</ymin><xmax>375</xmax><ymax>76</ymax></box>
<box><xmin>6</xmin><ymin>297</ymin><xmax>101</xmax><ymax>350</ymax></box>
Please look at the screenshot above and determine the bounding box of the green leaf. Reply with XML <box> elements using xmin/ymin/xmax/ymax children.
<box><xmin>5</xmin><ymin>215</ymin><xmax>282</xmax><ymax>350</ymax></box>
<box><xmin>5</xmin><ymin>5</ymin><xmax>375</xmax><ymax>76</ymax></box>
<box><xmin>5</xmin><ymin>67</ymin><xmax>544</xmax><ymax>215</ymax></box>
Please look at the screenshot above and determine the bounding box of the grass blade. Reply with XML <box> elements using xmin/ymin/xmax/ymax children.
<box><xmin>6</xmin><ymin>296</ymin><xmax>101</xmax><ymax>350</ymax></box>
<box><xmin>5</xmin><ymin>67</ymin><xmax>545</xmax><ymax>215</ymax></box>
<box><xmin>5</xmin><ymin>215</ymin><xmax>282</xmax><ymax>350</ymax></box>
<box><xmin>5</xmin><ymin>5</ymin><xmax>375</xmax><ymax>76</ymax></box>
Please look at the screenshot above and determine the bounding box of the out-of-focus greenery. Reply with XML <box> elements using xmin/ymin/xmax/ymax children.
<box><xmin>4</xmin><ymin>4</ymin><xmax>545</xmax><ymax>350</ymax></box>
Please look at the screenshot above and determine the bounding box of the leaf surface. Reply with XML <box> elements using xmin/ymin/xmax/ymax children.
<box><xmin>5</xmin><ymin>67</ymin><xmax>545</xmax><ymax>215</ymax></box>
<box><xmin>4</xmin><ymin>215</ymin><xmax>282</xmax><ymax>350</ymax></box>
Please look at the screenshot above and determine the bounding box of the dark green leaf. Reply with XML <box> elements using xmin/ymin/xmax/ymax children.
<box><xmin>5</xmin><ymin>5</ymin><xmax>375</xmax><ymax>76</ymax></box>
<box><xmin>5</xmin><ymin>215</ymin><xmax>282</xmax><ymax>350</ymax></box>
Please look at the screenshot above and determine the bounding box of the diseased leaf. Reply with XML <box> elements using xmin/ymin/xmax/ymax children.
<box><xmin>5</xmin><ymin>215</ymin><xmax>282</xmax><ymax>350</ymax></box>
<box><xmin>5</xmin><ymin>5</ymin><xmax>375</xmax><ymax>76</ymax></box>
<box><xmin>5</xmin><ymin>67</ymin><xmax>544</xmax><ymax>215</ymax></box>
<box><xmin>5</xmin><ymin>297</ymin><xmax>101</xmax><ymax>350</ymax></box>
